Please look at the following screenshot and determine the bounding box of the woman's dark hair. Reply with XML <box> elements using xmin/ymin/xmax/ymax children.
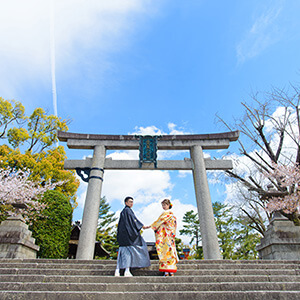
<box><xmin>161</xmin><ymin>199</ymin><xmax>172</xmax><ymax>209</ymax></box>
<box><xmin>124</xmin><ymin>196</ymin><xmax>133</xmax><ymax>204</ymax></box>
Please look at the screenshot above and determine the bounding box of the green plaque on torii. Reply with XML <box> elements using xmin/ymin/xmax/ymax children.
<box><xmin>137</xmin><ymin>135</ymin><xmax>159</xmax><ymax>168</ymax></box>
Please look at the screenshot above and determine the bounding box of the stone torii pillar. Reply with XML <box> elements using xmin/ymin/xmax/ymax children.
<box><xmin>76</xmin><ymin>145</ymin><xmax>106</xmax><ymax>260</ymax></box>
<box><xmin>58</xmin><ymin>130</ymin><xmax>239</xmax><ymax>260</ymax></box>
<box><xmin>191</xmin><ymin>145</ymin><xmax>221</xmax><ymax>259</ymax></box>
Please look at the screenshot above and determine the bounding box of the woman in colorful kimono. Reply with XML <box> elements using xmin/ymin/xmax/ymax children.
<box><xmin>145</xmin><ymin>199</ymin><xmax>179</xmax><ymax>276</ymax></box>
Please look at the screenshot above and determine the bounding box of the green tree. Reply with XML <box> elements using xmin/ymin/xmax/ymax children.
<box><xmin>0</xmin><ymin>97</ymin><xmax>25</xmax><ymax>139</ymax></box>
<box><xmin>180</xmin><ymin>202</ymin><xmax>260</xmax><ymax>260</ymax></box>
<box><xmin>214</xmin><ymin>202</ymin><xmax>260</xmax><ymax>259</ymax></box>
<box><xmin>213</xmin><ymin>202</ymin><xmax>235</xmax><ymax>259</ymax></box>
<box><xmin>179</xmin><ymin>210</ymin><xmax>202</xmax><ymax>258</ymax></box>
<box><xmin>232</xmin><ymin>216</ymin><xmax>261</xmax><ymax>260</ymax></box>
<box><xmin>98</xmin><ymin>197</ymin><xmax>117</xmax><ymax>231</ymax></box>
<box><xmin>179</xmin><ymin>210</ymin><xmax>200</xmax><ymax>247</ymax></box>
<box><xmin>0</xmin><ymin>98</ymin><xmax>79</xmax><ymax>208</ymax></box>
<box><xmin>0</xmin><ymin>145</ymin><xmax>79</xmax><ymax>207</ymax></box>
<box><xmin>30</xmin><ymin>190</ymin><xmax>73</xmax><ymax>258</ymax></box>
<box><xmin>0</xmin><ymin>97</ymin><xmax>80</xmax><ymax>258</ymax></box>
<box><xmin>96</xmin><ymin>197</ymin><xmax>118</xmax><ymax>259</ymax></box>
<box><xmin>175</xmin><ymin>237</ymin><xmax>184</xmax><ymax>255</ymax></box>
<box><xmin>0</xmin><ymin>98</ymin><xmax>68</xmax><ymax>153</ymax></box>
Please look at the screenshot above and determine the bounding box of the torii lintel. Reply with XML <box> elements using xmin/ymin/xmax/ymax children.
<box><xmin>57</xmin><ymin>130</ymin><xmax>239</xmax><ymax>150</ymax></box>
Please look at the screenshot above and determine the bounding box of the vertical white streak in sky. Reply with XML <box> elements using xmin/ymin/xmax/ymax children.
<box><xmin>50</xmin><ymin>0</ymin><xmax>58</xmax><ymax>117</ymax></box>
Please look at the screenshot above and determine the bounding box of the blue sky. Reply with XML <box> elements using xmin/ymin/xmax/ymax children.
<box><xmin>1</xmin><ymin>0</ymin><xmax>300</xmax><ymax>244</ymax></box>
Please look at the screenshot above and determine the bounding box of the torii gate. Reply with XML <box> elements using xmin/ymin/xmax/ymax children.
<box><xmin>58</xmin><ymin>130</ymin><xmax>239</xmax><ymax>260</ymax></box>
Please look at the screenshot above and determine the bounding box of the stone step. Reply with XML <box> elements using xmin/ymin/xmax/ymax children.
<box><xmin>1</xmin><ymin>258</ymin><xmax>300</xmax><ymax>264</ymax></box>
<box><xmin>1</xmin><ymin>281</ymin><xmax>300</xmax><ymax>292</ymax></box>
<box><xmin>0</xmin><ymin>262</ymin><xmax>299</xmax><ymax>270</ymax></box>
<box><xmin>0</xmin><ymin>267</ymin><xmax>298</xmax><ymax>276</ymax></box>
<box><xmin>0</xmin><ymin>290</ymin><xmax>300</xmax><ymax>300</ymax></box>
<box><xmin>1</xmin><ymin>274</ymin><xmax>300</xmax><ymax>283</ymax></box>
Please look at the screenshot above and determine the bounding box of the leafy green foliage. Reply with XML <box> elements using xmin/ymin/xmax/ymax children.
<box><xmin>25</xmin><ymin>107</ymin><xmax>68</xmax><ymax>153</ymax></box>
<box><xmin>179</xmin><ymin>210</ymin><xmax>200</xmax><ymax>247</ymax></box>
<box><xmin>0</xmin><ymin>98</ymin><xmax>25</xmax><ymax>139</ymax></box>
<box><xmin>231</xmin><ymin>216</ymin><xmax>261</xmax><ymax>260</ymax></box>
<box><xmin>0</xmin><ymin>204</ymin><xmax>9</xmax><ymax>223</ymax></box>
<box><xmin>175</xmin><ymin>237</ymin><xmax>184</xmax><ymax>254</ymax></box>
<box><xmin>0</xmin><ymin>98</ymin><xmax>80</xmax><ymax>258</ymax></box>
<box><xmin>0</xmin><ymin>98</ymin><xmax>68</xmax><ymax>153</ymax></box>
<box><xmin>179</xmin><ymin>210</ymin><xmax>203</xmax><ymax>259</ymax></box>
<box><xmin>98</xmin><ymin>197</ymin><xmax>117</xmax><ymax>230</ymax></box>
<box><xmin>214</xmin><ymin>202</ymin><xmax>235</xmax><ymax>259</ymax></box>
<box><xmin>0</xmin><ymin>98</ymin><xmax>79</xmax><ymax>208</ymax></box>
<box><xmin>0</xmin><ymin>145</ymin><xmax>79</xmax><ymax>207</ymax></box>
<box><xmin>30</xmin><ymin>190</ymin><xmax>73</xmax><ymax>258</ymax></box>
<box><xmin>187</xmin><ymin>244</ymin><xmax>204</xmax><ymax>259</ymax></box>
<box><xmin>180</xmin><ymin>202</ymin><xmax>261</xmax><ymax>260</ymax></box>
<box><xmin>7</xmin><ymin>127</ymin><xmax>29</xmax><ymax>148</ymax></box>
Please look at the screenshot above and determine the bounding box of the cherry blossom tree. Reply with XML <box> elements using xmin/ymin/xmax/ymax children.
<box><xmin>216</xmin><ymin>84</ymin><xmax>300</xmax><ymax>234</ymax></box>
<box><xmin>0</xmin><ymin>167</ymin><xmax>62</xmax><ymax>223</ymax></box>
<box><xmin>263</xmin><ymin>162</ymin><xmax>300</xmax><ymax>225</ymax></box>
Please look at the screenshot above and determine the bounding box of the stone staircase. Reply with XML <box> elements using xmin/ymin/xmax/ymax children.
<box><xmin>0</xmin><ymin>259</ymin><xmax>300</xmax><ymax>299</ymax></box>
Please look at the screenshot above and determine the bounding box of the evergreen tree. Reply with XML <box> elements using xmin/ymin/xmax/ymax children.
<box><xmin>179</xmin><ymin>210</ymin><xmax>201</xmax><ymax>247</ymax></box>
<box><xmin>30</xmin><ymin>190</ymin><xmax>73</xmax><ymax>258</ymax></box>
<box><xmin>213</xmin><ymin>202</ymin><xmax>235</xmax><ymax>259</ymax></box>
<box><xmin>180</xmin><ymin>202</ymin><xmax>260</xmax><ymax>259</ymax></box>
<box><xmin>98</xmin><ymin>197</ymin><xmax>117</xmax><ymax>231</ymax></box>
<box><xmin>96</xmin><ymin>197</ymin><xmax>118</xmax><ymax>259</ymax></box>
<box><xmin>232</xmin><ymin>216</ymin><xmax>261</xmax><ymax>260</ymax></box>
<box><xmin>179</xmin><ymin>210</ymin><xmax>202</xmax><ymax>258</ymax></box>
<box><xmin>175</xmin><ymin>237</ymin><xmax>184</xmax><ymax>255</ymax></box>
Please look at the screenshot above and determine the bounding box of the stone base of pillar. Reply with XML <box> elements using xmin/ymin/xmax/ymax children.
<box><xmin>257</xmin><ymin>212</ymin><xmax>300</xmax><ymax>260</ymax></box>
<box><xmin>0</xmin><ymin>215</ymin><xmax>39</xmax><ymax>259</ymax></box>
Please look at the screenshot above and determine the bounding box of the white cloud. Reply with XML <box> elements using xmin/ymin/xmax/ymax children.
<box><xmin>76</xmin><ymin>147</ymin><xmax>173</xmax><ymax>209</ymax></box>
<box><xmin>75</xmin><ymin>168</ymin><xmax>173</xmax><ymax>208</ymax></box>
<box><xmin>130</xmin><ymin>123</ymin><xmax>191</xmax><ymax>136</ymax></box>
<box><xmin>0</xmin><ymin>0</ymin><xmax>158</xmax><ymax>98</ymax></box>
<box><xmin>107</xmin><ymin>150</ymin><xmax>139</xmax><ymax>160</ymax></box>
<box><xmin>76</xmin><ymin>179</ymin><xmax>88</xmax><ymax>208</ymax></box>
<box><xmin>236</xmin><ymin>5</ymin><xmax>282</xmax><ymax>64</ymax></box>
<box><xmin>129</xmin><ymin>125</ymin><xmax>165</xmax><ymax>136</ymax></box>
<box><xmin>168</xmin><ymin>122</ymin><xmax>190</xmax><ymax>135</ymax></box>
<box><xmin>177</xmin><ymin>170</ymin><xmax>190</xmax><ymax>178</ymax></box>
<box><xmin>102</xmin><ymin>169</ymin><xmax>173</xmax><ymax>204</ymax></box>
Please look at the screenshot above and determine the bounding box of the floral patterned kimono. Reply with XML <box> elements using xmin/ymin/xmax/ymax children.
<box><xmin>151</xmin><ymin>210</ymin><xmax>179</xmax><ymax>273</ymax></box>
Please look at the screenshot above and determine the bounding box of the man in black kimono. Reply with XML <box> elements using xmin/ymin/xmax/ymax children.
<box><xmin>115</xmin><ymin>196</ymin><xmax>150</xmax><ymax>276</ymax></box>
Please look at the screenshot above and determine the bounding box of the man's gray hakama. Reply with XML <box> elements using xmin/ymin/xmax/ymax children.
<box><xmin>117</xmin><ymin>206</ymin><xmax>150</xmax><ymax>269</ymax></box>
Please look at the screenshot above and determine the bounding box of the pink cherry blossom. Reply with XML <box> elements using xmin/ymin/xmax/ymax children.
<box><xmin>264</xmin><ymin>163</ymin><xmax>300</xmax><ymax>214</ymax></box>
<box><xmin>0</xmin><ymin>168</ymin><xmax>63</xmax><ymax>223</ymax></box>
